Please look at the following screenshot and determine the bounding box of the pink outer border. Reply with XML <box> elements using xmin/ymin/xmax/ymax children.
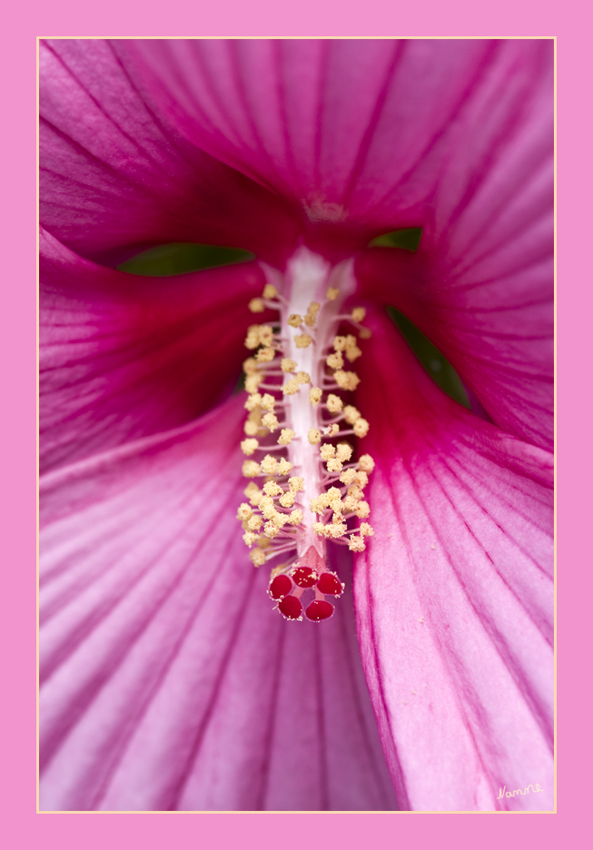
<box><xmin>3</xmin><ymin>1</ymin><xmax>587</xmax><ymax>846</ymax></box>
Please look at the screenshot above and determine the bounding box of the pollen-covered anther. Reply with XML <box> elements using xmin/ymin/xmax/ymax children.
<box><xmin>355</xmin><ymin>470</ymin><xmax>369</xmax><ymax>488</ymax></box>
<box><xmin>354</xmin><ymin>501</ymin><xmax>371</xmax><ymax>518</ymax></box>
<box><xmin>326</xmin><ymin>351</ymin><xmax>344</xmax><ymax>369</ymax></box>
<box><xmin>326</xmin><ymin>458</ymin><xmax>343</xmax><ymax>473</ymax></box>
<box><xmin>287</xmin><ymin>509</ymin><xmax>303</xmax><ymax>525</ymax></box>
<box><xmin>324</xmin><ymin>522</ymin><xmax>348</xmax><ymax>539</ymax></box>
<box><xmin>279</xmin><ymin>490</ymin><xmax>296</xmax><ymax>508</ymax></box>
<box><xmin>342</xmin><ymin>495</ymin><xmax>359</xmax><ymax>512</ymax></box>
<box><xmin>326</xmin><ymin>286</ymin><xmax>339</xmax><ymax>300</ymax></box>
<box><xmin>344</xmin><ymin>341</ymin><xmax>362</xmax><ymax>362</ymax></box>
<box><xmin>259</xmin><ymin>495</ymin><xmax>276</xmax><ymax>520</ymax></box>
<box><xmin>245</xmin><ymin>325</ymin><xmax>261</xmax><ymax>349</ymax></box>
<box><xmin>295</xmin><ymin>334</ymin><xmax>312</xmax><ymax>349</ymax></box>
<box><xmin>257</xmin><ymin>536</ymin><xmax>272</xmax><ymax>549</ymax></box>
<box><xmin>347</xmin><ymin>484</ymin><xmax>365</xmax><ymax>501</ymax></box>
<box><xmin>243</xmin><ymin>418</ymin><xmax>260</xmax><ymax>437</ymax></box>
<box><xmin>348</xmin><ymin>535</ymin><xmax>366</xmax><ymax>552</ymax></box>
<box><xmin>360</xmin><ymin>522</ymin><xmax>374</xmax><ymax>537</ymax></box>
<box><xmin>310</xmin><ymin>494</ymin><xmax>330</xmax><ymax>514</ymax></box>
<box><xmin>263</xmin><ymin>521</ymin><xmax>281</xmax><ymax>538</ymax></box>
<box><xmin>247</xmin><ymin>515</ymin><xmax>263</xmax><ymax>531</ymax></box>
<box><xmin>339</xmin><ymin>468</ymin><xmax>357</xmax><ymax>486</ymax></box>
<box><xmin>249</xmin><ymin>298</ymin><xmax>265</xmax><ymax>313</ymax></box>
<box><xmin>288</xmin><ymin>476</ymin><xmax>304</xmax><ymax>493</ymax></box>
<box><xmin>319</xmin><ymin>444</ymin><xmax>336</xmax><ymax>461</ymax></box>
<box><xmin>242</xmin><ymin>460</ymin><xmax>261</xmax><ymax>478</ymax></box>
<box><xmin>296</xmin><ymin>371</ymin><xmax>310</xmax><ymax>385</ymax></box>
<box><xmin>245</xmin><ymin>374</ymin><xmax>263</xmax><ymax>394</ymax></box>
<box><xmin>336</xmin><ymin>443</ymin><xmax>353</xmax><ymax>462</ymax></box>
<box><xmin>250</xmin><ymin>549</ymin><xmax>266</xmax><ymax>566</ymax></box>
<box><xmin>262</xmin><ymin>412</ymin><xmax>279</xmax><ymax>432</ymax></box>
<box><xmin>263</xmin><ymin>480</ymin><xmax>283</xmax><ymax>497</ymax></box>
<box><xmin>352</xmin><ymin>307</ymin><xmax>366</xmax><ymax>322</ymax></box>
<box><xmin>333</xmin><ymin>335</ymin><xmax>347</xmax><ymax>351</ymax></box>
<box><xmin>353</xmin><ymin>418</ymin><xmax>370</xmax><ymax>437</ymax></box>
<box><xmin>309</xmin><ymin>387</ymin><xmax>322</xmax><ymax>405</ymax></box>
<box><xmin>243</xmin><ymin>357</ymin><xmax>259</xmax><ymax>374</ymax></box>
<box><xmin>288</xmin><ymin>313</ymin><xmax>303</xmax><ymax>328</ymax></box>
<box><xmin>334</xmin><ymin>370</ymin><xmax>360</xmax><ymax>391</ymax></box>
<box><xmin>343</xmin><ymin>405</ymin><xmax>361</xmax><ymax>425</ymax></box>
<box><xmin>260</xmin><ymin>394</ymin><xmax>275</xmax><ymax>411</ymax></box>
<box><xmin>308</xmin><ymin>429</ymin><xmax>321</xmax><ymax>444</ymax></box>
<box><xmin>260</xmin><ymin>455</ymin><xmax>278</xmax><ymax>475</ymax></box>
<box><xmin>244</xmin><ymin>393</ymin><xmax>262</xmax><ymax>411</ymax></box>
<box><xmin>271</xmin><ymin>511</ymin><xmax>288</xmax><ymax>528</ymax></box>
<box><xmin>237</xmin><ymin>503</ymin><xmax>253</xmax><ymax>521</ymax></box>
<box><xmin>263</xmin><ymin>284</ymin><xmax>278</xmax><ymax>299</ymax></box>
<box><xmin>324</xmin><ymin>424</ymin><xmax>340</xmax><ymax>437</ymax></box>
<box><xmin>243</xmin><ymin>531</ymin><xmax>258</xmax><ymax>547</ymax></box>
<box><xmin>256</xmin><ymin>346</ymin><xmax>275</xmax><ymax>363</ymax></box>
<box><xmin>244</xmin><ymin>482</ymin><xmax>262</xmax><ymax>505</ymax></box>
<box><xmin>241</xmin><ymin>438</ymin><xmax>259</xmax><ymax>456</ymax></box>
<box><xmin>258</xmin><ymin>326</ymin><xmax>274</xmax><ymax>346</ymax></box>
<box><xmin>282</xmin><ymin>378</ymin><xmax>300</xmax><ymax>396</ymax></box>
<box><xmin>278</xmin><ymin>428</ymin><xmax>295</xmax><ymax>446</ymax></box>
<box><xmin>304</xmin><ymin>301</ymin><xmax>320</xmax><ymax>327</ymax></box>
<box><xmin>358</xmin><ymin>454</ymin><xmax>375</xmax><ymax>472</ymax></box>
<box><xmin>281</xmin><ymin>358</ymin><xmax>297</xmax><ymax>373</ymax></box>
<box><xmin>277</xmin><ymin>458</ymin><xmax>293</xmax><ymax>475</ymax></box>
<box><xmin>326</xmin><ymin>394</ymin><xmax>343</xmax><ymax>413</ymax></box>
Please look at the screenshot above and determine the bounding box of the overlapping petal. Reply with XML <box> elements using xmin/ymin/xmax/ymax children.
<box><xmin>39</xmin><ymin>398</ymin><xmax>396</xmax><ymax>811</ymax></box>
<box><xmin>40</xmin><ymin>228</ymin><xmax>268</xmax><ymax>473</ymax></box>
<box><xmin>40</xmin><ymin>39</ymin><xmax>299</xmax><ymax>267</ymax></box>
<box><xmin>354</xmin><ymin>311</ymin><xmax>553</xmax><ymax>811</ymax></box>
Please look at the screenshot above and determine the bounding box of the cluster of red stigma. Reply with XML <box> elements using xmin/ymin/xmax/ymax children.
<box><xmin>268</xmin><ymin>565</ymin><xmax>345</xmax><ymax>621</ymax></box>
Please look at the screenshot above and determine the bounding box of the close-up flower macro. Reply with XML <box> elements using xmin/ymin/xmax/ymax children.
<box><xmin>39</xmin><ymin>38</ymin><xmax>554</xmax><ymax>813</ymax></box>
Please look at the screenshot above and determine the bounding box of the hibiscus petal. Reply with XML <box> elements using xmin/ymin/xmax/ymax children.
<box><xmin>39</xmin><ymin>398</ymin><xmax>396</xmax><ymax>811</ymax></box>
<box><xmin>354</xmin><ymin>311</ymin><xmax>553</xmax><ymax>811</ymax></box>
<box><xmin>124</xmin><ymin>40</ymin><xmax>551</xmax><ymax>246</ymax></box>
<box><xmin>40</xmin><ymin>228</ymin><xmax>266</xmax><ymax>473</ymax></box>
<box><xmin>39</xmin><ymin>39</ymin><xmax>299</xmax><ymax>266</ymax></box>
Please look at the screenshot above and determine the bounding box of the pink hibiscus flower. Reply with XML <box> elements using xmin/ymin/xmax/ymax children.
<box><xmin>39</xmin><ymin>38</ymin><xmax>553</xmax><ymax>812</ymax></box>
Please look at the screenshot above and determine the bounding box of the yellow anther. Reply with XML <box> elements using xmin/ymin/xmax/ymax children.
<box><xmin>244</xmin><ymin>419</ymin><xmax>259</xmax><ymax>436</ymax></box>
<box><xmin>360</xmin><ymin>523</ymin><xmax>374</xmax><ymax>537</ymax></box>
<box><xmin>310</xmin><ymin>494</ymin><xmax>330</xmax><ymax>514</ymax></box>
<box><xmin>358</xmin><ymin>454</ymin><xmax>375</xmax><ymax>472</ymax></box>
<box><xmin>249</xmin><ymin>298</ymin><xmax>265</xmax><ymax>313</ymax></box>
<box><xmin>259</xmin><ymin>326</ymin><xmax>274</xmax><ymax>345</ymax></box>
<box><xmin>243</xmin><ymin>357</ymin><xmax>259</xmax><ymax>374</ymax></box>
<box><xmin>325</xmin><ymin>522</ymin><xmax>347</xmax><ymax>539</ymax></box>
<box><xmin>326</xmin><ymin>394</ymin><xmax>343</xmax><ymax>413</ymax></box>
<box><xmin>257</xmin><ymin>536</ymin><xmax>272</xmax><ymax>550</ymax></box>
<box><xmin>326</xmin><ymin>458</ymin><xmax>343</xmax><ymax>473</ymax></box>
<box><xmin>241</xmin><ymin>438</ymin><xmax>259</xmax><ymax>456</ymax></box>
<box><xmin>313</xmin><ymin>522</ymin><xmax>326</xmax><ymax>536</ymax></box>
<box><xmin>326</xmin><ymin>286</ymin><xmax>340</xmax><ymax>300</ymax></box>
<box><xmin>295</xmin><ymin>334</ymin><xmax>312</xmax><ymax>349</ymax></box>
<box><xmin>277</xmin><ymin>458</ymin><xmax>293</xmax><ymax>475</ymax></box>
<box><xmin>271</xmin><ymin>511</ymin><xmax>288</xmax><ymax>528</ymax></box>
<box><xmin>308</xmin><ymin>429</ymin><xmax>321</xmax><ymax>444</ymax></box>
<box><xmin>281</xmin><ymin>358</ymin><xmax>297</xmax><ymax>373</ymax></box>
<box><xmin>263</xmin><ymin>522</ymin><xmax>280</xmax><ymax>539</ymax></box>
<box><xmin>343</xmin><ymin>495</ymin><xmax>359</xmax><ymax>512</ymax></box>
<box><xmin>354</xmin><ymin>501</ymin><xmax>371</xmax><ymax>519</ymax></box>
<box><xmin>325</xmin><ymin>423</ymin><xmax>340</xmax><ymax>437</ymax></box>
<box><xmin>343</xmin><ymin>405</ymin><xmax>361</xmax><ymax>424</ymax></box>
<box><xmin>288</xmin><ymin>314</ymin><xmax>303</xmax><ymax>327</ymax></box>
<box><xmin>348</xmin><ymin>536</ymin><xmax>366</xmax><ymax>552</ymax></box>
<box><xmin>326</xmin><ymin>351</ymin><xmax>344</xmax><ymax>370</ymax></box>
<box><xmin>320</xmin><ymin>444</ymin><xmax>336</xmax><ymax>460</ymax></box>
<box><xmin>245</xmin><ymin>374</ymin><xmax>263</xmax><ymax>394</ymax></box>
<box><xmin>309</xmin><ymin>301</ymin><xmax>320</xmax><ymax>315</ymax></box>
<box><xmin>237</xmin><ymin>503</ymin><xmax>253</xmax><ymax>521</ymax></box>
<box><xmin>287</xmin><ymin>509</ymin><xmax>303</xmax><ymax>526</ymax></box>
<box><xmin>334</xmin><ymin>370</ymin><xmax>360</xmax><ymax>391</ymax></box>
<box><xmin>260</xmin><ymin>394</ymin><xmax>276</xmax><ymax>411</ymax></box>
<box><xmin>245</xmin><ymin>393</ymin><xmax>262</xmax><ymax>411</ymax></box>
<box><xmin>332</xmin><ymin>511</ymin><xmax>344</xmax><ymax>524</ymax></box>
<box><xmin>356</xmin><ymin>471</ymin><xmax>369</xmax><ymax>488</ymax></box>
<box><xmin>309</xmin><ymin>387</ymin><xmax>322</xmax><ymax>406</ymax></box>
<box><xmin>242</xmin><ymin>460</ymin><xmax>261</xmax><ymax>478</ymax></box>
<box><xmin>347</xmin><ymin>484</ymin><xmax>365</xmax><ymax>501</ymax></box>
<box><xmin>263</xmin><ymin>284</ymin><xmax>277</xmax><ymax>299</ymax></box>
<box><xmin>260</xmin><ymin>455</ymin><xmax>279</xmax><ymax>475</ymax></box>
<box><xmin>344</xmin><ymin>342</ymin><xmax>362</xmax><ymax>362</ymax></box>
<box><xmin>256</xmin><ymin>346</ymin><xmax>275</xmax><ymax>363</ymax></box>
<box><xmin>263</xmin><ymin>480</ymin><xmax>283</xmax><ymax>497</ymax></box>
<box><xmin>245</xmin><ymin>325</ymin><xmax>261</xmax><ymax>349</ymax></box>
<box><xmin>352</xmin><ymin>307</ymin><xmax>366</xmax><ymax>322</ymax></box>
<box><xmin>339</xmin><ymin>469</ymin><xmax>357</xmax><ymax>485</ymax></box>
<box><xmin>269</xmin><ymin>564</ymin><xmax>285</xmax><ymax>580</ymax></box>
<box><xmin>262</xmin><ymin>412</ymin><xmax>279</xmax><ymax>432</ymax></box>
<box><xmin>250</xmin><ymin>549</ymin><xmax>266</xmax><ymax>566</ymax></box>
<box><xmin>353</xmin><ymin>418</ymin><xmax>369</xmax><ymax>437</ymax></box>
<box><xmin>242</xmin><ymin>519</ymin><xmax>251</xmax><ymax>531</ymax></box>
<box><xmin>359</xmin><ymin>327</ymin><xmax>372</xmax><ymax>339</ymax></box>
<box><xmin>296</xmin><ymin>371</ymin><xmax>310</xmax><ymax>384</ymax></box>
<box><xmin>288</xmin><ymin>476</ymin><xmax>304</xmax><ymax>492</ymax></box>
<box><xmin>244</xmin><ymin>482</ymin><xmax>262</xmax><ymax>505</ymax></box>
<box><xmin>304</xmin><ymin>313</ymin><xmax>317</xmax><ymax>328</ymax></box>
<box><xmin>248</xmin><ymin>515</ymin><xmax>263</xmax><ymax>531</ymax></box>
<box><xmin>282</xmin><ymin>378</ymin><xmax>300</xmax><ymax>395</ymax></box>
<box><xmin>327</xmin><ymin>487</ymin><xmax>343</xmax><ymax>505</ymax></box>
<box><xmin>279</xmin><ymin>490</ymin><xmax>296</xmax><ymax>508</ymax></box>
<box><xmin>259</xmin><ymin>495</ymin><xmax>276</xmax><ymax>519</ymax></box>
<box><xmin>243</xmin><ymin>531</ymin><xmax>258</xmax><ymax>547</ymax></box>
<box><xmin>336</xmin><ymin>443</ymin><xmax>353</xmax><ymax>462</ymax></box>
<box><xmin>278</xmin><ymin>428</ymin><xmax>295</xmax><ymax>446</ymax></box>
<box><xmin>333</xmin><ymin>335</ymin><xmax>347</xmax><ymax>351</ymax></box>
